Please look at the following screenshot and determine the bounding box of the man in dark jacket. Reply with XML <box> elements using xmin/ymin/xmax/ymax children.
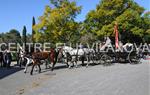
<box><xmin>0</xmin><ymin>52</ymin><xmax>3</xmax><ymax>67</ymax></box>
<box><xmin>3</xmin><ymin>49</ymin><xmax>12</xmax><ymax>68</ymax></box>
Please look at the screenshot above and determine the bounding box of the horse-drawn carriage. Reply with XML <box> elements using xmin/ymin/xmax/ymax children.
<box><xmin>91</xmin><ymin>41</ymin><xmax>142</xmax><ymax>66</ymax></box>
<box><xmin>61</xmin><ymin>42</ymin><xmax>142</xmax><ymax>68</ymax></box>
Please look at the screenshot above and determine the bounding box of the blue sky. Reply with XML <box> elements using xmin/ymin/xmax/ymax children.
<box><xmin>0</xmin><ymin>0</ymin><xmax>149</xmax><ymax>34</ymax></box>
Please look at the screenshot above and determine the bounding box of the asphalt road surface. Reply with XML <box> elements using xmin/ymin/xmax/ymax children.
<box><xmin>0</xmin><ymin>59</ymin><xmax>149</xmax><ymax>95</ymax></box>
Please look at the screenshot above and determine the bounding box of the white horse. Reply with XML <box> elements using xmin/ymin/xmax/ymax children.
<box><xmin>62</xmin><ymin>46</ymin><xmax>94</xmax><ymax>68</ymax></box>
<box><xmin>23</xmin><ymin>56</ymin><xmax>34</xmax><ymax>73</ymax></box>
<box><xmin>18</xmin><ymin>47</ymin><xmax>34</xmax><ymax>73</ymax></box>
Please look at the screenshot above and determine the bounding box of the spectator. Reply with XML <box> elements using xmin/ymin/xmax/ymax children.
<box><xmin>3</xmin><ymin>48</ymin><xmax>12</xmax><ymax>68</ymax></box>
<box><xmin>0</xmin><ymin>52</ymin><xmax>3</xmax><ymax>67</ymax></box>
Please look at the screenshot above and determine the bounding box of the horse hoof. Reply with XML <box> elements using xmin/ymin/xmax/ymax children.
<box><xmin>68</xmin><ymin>66</ymin><xmax>71</xmax><ymax>69</ymax></box>
<box><xmin>30</xmin><ymin>73</ymin><xmax>33</xmax><ymax>75</ymax></box>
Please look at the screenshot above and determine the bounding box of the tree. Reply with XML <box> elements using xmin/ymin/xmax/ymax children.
<box><xmin>26</xmin><ymin>34</ymin><xmax>32</xmax><ymax>43</ymax></box>
<box><xmin>85</xmin><ymin>0</ymin><xmax>149</xmax><ymax>43</ymax></box>
<box><xmin>22</xmin><ymin>26</ymin><xmax>27</xmax><ymax>47</ymax></box>
<box><xmin>9</xmin><ymin>29</ymin><xmax>21</xmax><ymax>43</ymax></box>
<box><xmin>0</xmin><ymin>33</ymin><xmax>5</xmax><ymax>43</ymax></box>
<box><xmin>142</xmin><ymin>11</ymin><xmax>150</xmax><ymax>42</ymax></box>
<box><xmin>0</xmin><ymin>29</ymin><xmax>21</xmax><ymax>43</ymax></box>
<box><xmin>80</xmin><ymin>32</ymin><xmax>97</xmax><ymax>44</ymax></box>
<box><xmin>32</xmin><ymin>16</ymin><xmax>36</xmax><ymax>43</ymax></box>
<box><xmin>33</xmin><ymin>0</ymin><xmax>81</xmax><ymax>43</ymax></box>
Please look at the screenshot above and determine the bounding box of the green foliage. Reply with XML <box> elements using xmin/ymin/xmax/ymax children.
<box><xmin>33</xmin><ymin>0</ymin><xmax>150</xmax><ymax>43</ymax></box>
<box><xmin>80</xmin><ymin>32</ymin><xmax>97</xmax><ymax>44</ymax></box>
<box><xmin>33</xmin><ymin>0</ymin><xmax>81</xmax><ymax>43</ymax></box>
<box><xmin>22</xmin><ymin>26</ymin><xmax>27</xmax><ymax>46</ymax></box>
<box><xmin>26</xmin><ymin>34</ymin><xmax>32</xmax><ymax>43</ymax></box>
<box><xmin>32</xmin><ymin>16</ymin><xmax>36</xmax><ymax>43</ymax></box>
<box><xmin>0</xmin><ymin>29</ymin><xmax>21</xmax><ymax>43</ymax></box>
<box><xmin>85</xmin><ymin>0</ymin><xmax>149</xmax><ymax>43</ymax></box>
<box><xmin>141</xmin><ymin>12</ymin><xmax>150</xmax><ymax>42</ymax></box>
<box><xmin>130</xmin><ymin>26</ymin><xmax>144</xmax><ymax>37</ymax></box>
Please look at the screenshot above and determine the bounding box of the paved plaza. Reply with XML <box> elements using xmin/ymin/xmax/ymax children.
<box><xmin>0</xmin><ymin>59</ymin><xmax>149</xmax><ymax>95</ymax></box>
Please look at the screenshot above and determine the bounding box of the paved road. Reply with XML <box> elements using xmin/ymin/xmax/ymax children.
<box><xmin>0</xmin><ymin>59</ymin><xmax>149</xmax><ymax>95</ymax></box>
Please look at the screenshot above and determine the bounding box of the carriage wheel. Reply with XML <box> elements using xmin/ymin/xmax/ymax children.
<box><xmin>128</xmin><ymin>52</ymin><xmax>141</xmax><ymax>64</ymax></box>
<box><xmin>100</xmin><ymin>54</ymin><xmax>112</xmax><ymax>66</ymax></box>
<box><xmin>93</xmin><ymin>54</ymin><xmax>100</xmax><ymax>64</ymax></box>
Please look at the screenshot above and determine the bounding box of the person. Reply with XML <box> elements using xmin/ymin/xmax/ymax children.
<box><xmin>50</xmin><ymin>48</ymin><xmax>55</xmax><ymax>65</ymax></box>
<box><xmin>3</xmin><ymin>50</ymin><xmax>7</xmax><ymax>67</ymax></box>
<box><xmin>0</xmin><ymin>52</ymin><xmax>3</xmax><ymax>67</ymax></box>
<box><xmin>18</xmin><ymin>46</ymin><xmax>25</xmax><ymax>67</ymax></box>
<box><xmin>3</xmin><ymin>48</ymin><xmax>12</xmax><ymax>68</ymax></box>
<box><xmin>100</xmin><ymin>37</ymin><xmax>112</xmax><ymax>51</ymax></box>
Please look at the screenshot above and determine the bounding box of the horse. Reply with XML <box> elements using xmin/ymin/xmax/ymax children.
<box><xmin>50</xmin><ymin>47</ymin><xmax>70</xmax><ymax>70</ymax></box>
<box><xmin>62</xmin><ymin>46</ymin><xmax>95</xmax><ymax>68</ymax></box>
<box><xmin>29</xmin><ymin>48</ymin><xmax>58</xmax><ymax>75</ymax></box>
<box><xmin>30</xmin><ymin>52</ymin><xmax>49</xmax><ymax>75</ymax></box>
<box><xmin>18</xmin><ymin>46</ymin><xmax>55</xmax><ymax>75</ymax></box>
<box><xmin>61</xmin><ymin>46</ymin><xmax>78</xmax><ymax>68</ymax></box>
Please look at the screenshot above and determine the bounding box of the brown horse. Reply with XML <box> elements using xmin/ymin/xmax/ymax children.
<box><xmin>30</xmin><ymin>48</ymin><xmax>57</xmax><ymax>75</ymax></box>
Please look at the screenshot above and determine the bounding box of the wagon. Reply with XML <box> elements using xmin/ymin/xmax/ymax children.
<box><xmin>91</xmin><ymin>44</ymin><xmax>142</xmax><ymax>65</ymax></box>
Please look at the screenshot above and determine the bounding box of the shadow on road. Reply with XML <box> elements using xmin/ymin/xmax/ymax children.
<box><xmin>0</xmin><ymin>67</ymin><xmax>23</xmax><ymax>79</ymax></box>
